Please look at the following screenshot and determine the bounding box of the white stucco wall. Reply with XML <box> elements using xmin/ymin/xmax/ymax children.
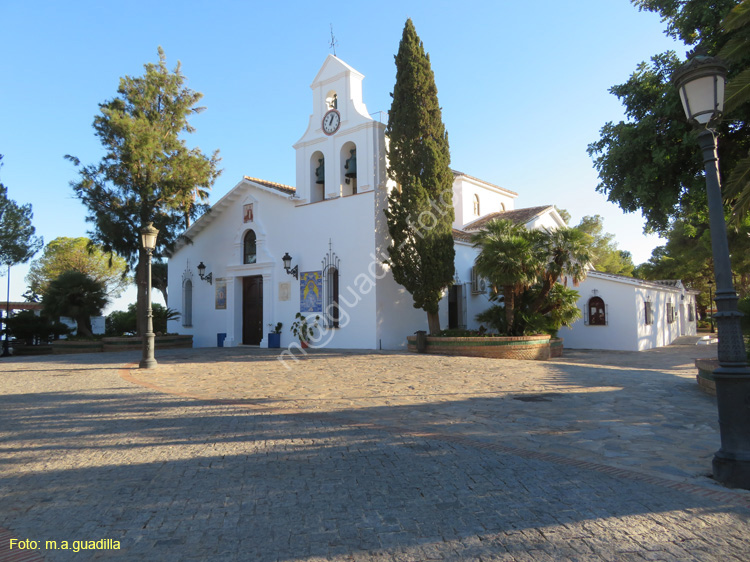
<box><xmin>453</xmin><ymin>175</ymin><xmax>517</xmax><ymax>229</ymax></box>
<box><xmin>453</xmin><ymin>241</ymin><xmax>492</xmax><ymax>330</ymax></box>
<box><xmin>560</xmin><ymin>277</ymin><xmax>639</xmax><ymax>351</ymax></box>
<box><xmin>561</xmin><ymin>273</ymin><xmax>697</xmax><ymax>351</ymax></box>
<box><xmin>168</xmin><ymin>181</ymin><xmax>380</xmax><ymax>349</ymax></box>
<box><xmin>526</xmin><ymin>211</ymin><xmax>564</xmax><ymax>231</ymax></box>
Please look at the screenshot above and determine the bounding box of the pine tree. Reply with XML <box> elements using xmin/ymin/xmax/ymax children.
<box><xmin>385</xmin><ymin>19</ymin><xmax>455</xmax><ymax>334</ymax></box>
<box><xmin>0</xmin><ymin>156</ymin><xmax>43</xmax><ymax>270</ymax></box>
<box><xmin>67</xmin><ymin>48</ymin><xmax>220</xmax><ymax>335</ymax></box>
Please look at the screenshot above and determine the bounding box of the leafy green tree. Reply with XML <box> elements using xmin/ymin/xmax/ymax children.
<box><xmin>42</xmin><ymin>272</ymin><xmax>108</xmax><ymax>338</ymax></box>
<box><xmin>633</xmin><ymin>215</ymin><xmax>750</xmax><ymax>314</ymax></box>
<box><xmin>588</xmin><ymin>0</ymin><xmax>748</xmax><ymax>234</ymax></box>
<box><xmin>555</xmin><ymin>207</ymin><xmax>572</xmax><ymax>225</ymax></box>
<box><xmin>572</xmin><ymin>215</ymin><xmax>635</xmax><ymax>276</ymax></box>
<box><xmin>0</xmin><ymin>156</ymin><xmax>43</xmax><ymax>272</ymax></box>
<box><xmin>1</xmin><ymin>156</ymin><xmax>43</xmax><ymax>354</ymax></box>
<box><xmin>384</xmin><ymin>19</ymin><xmax>455</xmax><ymax>335</ymax></box>
<box><xmin>26</xmin><ymin>237</ymin><xmax>129</xmax><ymax>299</ymax></box>
<box><xmin>105</xmin><ymin>307</ymin><xmax>137</xmax><ymax>336</ymax></box>
<box><xmin>721</xmin><ymin>1</ymin><xmax>750</xmax><ymax>219</ymax></box>
<box><xmin>67</xmin><ymin>48</ymin><xmax>220</xmax><ymax>335</ymax></box>
<box><xmin>633</xmin><ymin>0</ymin><xmax>736</xmax><ymax>48</ymax></box>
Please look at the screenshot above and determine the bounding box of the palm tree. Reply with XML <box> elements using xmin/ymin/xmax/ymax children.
<box><xmin>471</xmin><ymin>220</ymin><xmax>546</xmax><ymax>335</ymax></box>
<box><xmin>42</xmin><ymin>271</ymin><xmax>108</xmax><ymax>338</ymax></box>
<box><xmin>472</xmin><ymin>220</ymin><xmax>590</xmax><ymax>336</ymax></box>
<box><xmin>531</xmin><ymin>227</ymin><xmax>591</xmax><ymax>312</ymax></box>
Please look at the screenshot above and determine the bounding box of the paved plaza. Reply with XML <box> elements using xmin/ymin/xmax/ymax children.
<box><xmin>1</xmin><ymin>337</ymin><xmax>749</xmax><ymax>561</ymax></box>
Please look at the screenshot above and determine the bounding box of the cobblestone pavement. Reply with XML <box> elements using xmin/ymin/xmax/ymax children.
<box><xmin>1</xmin><ymin>338</ymin><xmax>749</xmax><ymax>561</ymax></box>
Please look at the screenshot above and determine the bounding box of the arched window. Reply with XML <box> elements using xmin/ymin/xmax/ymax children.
<box><xmin>182</xmin><ymin>279</ymin><xmax>193</xmax><ymax>327</ymax></box>
<box><xmin>243</xmin><ymin>230</ymin><xmax>256</xmax><ymax>264</ymax></box>
<box><xmin>588</xmin><ymin>296</ymin><xmax>606</xmax><ymax>326</ymax></box>
<box><xmin>473</xmin><ymin>194</ymin><xmax>480</xmax><ymax>216</ymax></box>
<box><xmin>326</xmin><ymin>267</ymin><xmax>340</xmax><ymax>328</ymax></box>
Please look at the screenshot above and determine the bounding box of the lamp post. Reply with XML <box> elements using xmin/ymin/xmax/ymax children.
<box><xmin>139</xmin><ymin>223</ymin><xmax>158</xmax><ymax>369</ymax></box>
<box><xmin>707</xmin><ymin>279</ymin><xmax>715</xmax><ymax>333</ymax></box>
<box><xmin>674</xmin><ymin>54</ymin><xmax>750</xmax><ymax>488</ymax></box>
<box><xmin>1</xmin><ymin>264</ymin><xmax>10</xmax><ymax>357</ymax></box>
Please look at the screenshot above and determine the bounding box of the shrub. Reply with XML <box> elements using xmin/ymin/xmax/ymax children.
<box><xmin>4</xmin><ymin>310</ymin><xmax>70</xmax><ymax>345</ymax></box>
<box><xmin>106</xmin><ymin>303</ymin><xmax>180</xmax><ymax>336</ymax></box>
<box><xmin>475</xmin><ymin>283</ymin><xmax>581</xmax><ymax>337</ymax></box>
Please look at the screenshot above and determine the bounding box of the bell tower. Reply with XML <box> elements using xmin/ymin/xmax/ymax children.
<box><xmin>293</xmin><ymin>55</ymin><xmax>386</xmax><ymax>204</ymax></box>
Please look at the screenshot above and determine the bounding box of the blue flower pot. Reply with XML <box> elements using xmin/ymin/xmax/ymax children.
<box><xmin>267</xmin><ymin>333</ymin><xmax>281</xmax><ymax>348</ymax></box>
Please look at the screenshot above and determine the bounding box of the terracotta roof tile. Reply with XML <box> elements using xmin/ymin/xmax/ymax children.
<box><xmin>243</xmin><ymin>176</ymin><xmax>296</xmax><ymax>195</ymax></box>
<box><xmin>463</xmin><ymin>205</ymin><xmax>554</xmax><ymax>231</ymax></box>
<box><xmin>452</xmin><ymin>228</ymin><xmax>473</xmax><ymax>243</ymax></box>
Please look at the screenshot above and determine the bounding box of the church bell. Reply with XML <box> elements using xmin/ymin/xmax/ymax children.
<box><xmin>344</xmin><ymin>149</ymin><xmax>357</xmax><ymax>181</ymax></box>
<box><xmin>315</xmin><ymin>158</ymin><xmax>325</xmax><ymax>184</ymax></box>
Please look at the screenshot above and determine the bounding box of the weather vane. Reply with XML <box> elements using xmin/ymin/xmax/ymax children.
<box><xmin>329</xmin><ymin>24</ymin><xmax>338</xmax><ymax>57</ymax></box>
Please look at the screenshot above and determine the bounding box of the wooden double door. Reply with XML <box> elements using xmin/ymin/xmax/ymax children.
<box><xmin>242</xmin><ymin>275</ymin><xmax>263</xmax><ymax>345</ymax></box>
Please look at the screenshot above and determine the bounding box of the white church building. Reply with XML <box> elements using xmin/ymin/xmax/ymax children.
<box><xmin>167</xmin><ymin>55</ymin><xmax>697</xmax><ymax>352</ymax></box>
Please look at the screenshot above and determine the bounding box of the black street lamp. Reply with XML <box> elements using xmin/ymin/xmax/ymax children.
<box><xmin>139</xmin><ymin>223</ymin><xmax>159</xmax><ymax>369</ymax></box>
<box><xmin>674</xmin><ymin>54</ymin><xmax>750</xmax><ymax>488</ymax></box>
<box><xmin>707</xmin><ymin>279</ymin><xmax>715</xmax><ymax>333</ymax></box>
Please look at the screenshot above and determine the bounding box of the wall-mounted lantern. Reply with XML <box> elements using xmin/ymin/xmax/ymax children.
<box><xmin>197</xmin><ymin>262</ymin><xmax>213</xmax><ymax>285</ymax></box>
<box><xmin>282</xmin><ymin>252</ymin><xmax>299</xmax><ymax>280</ymax></box>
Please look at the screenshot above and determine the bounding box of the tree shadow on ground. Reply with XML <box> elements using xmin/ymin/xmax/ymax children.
<box><xmin>1</xmin><ymin>384</ymin><xmax>749</xmax><ymax>561</ymax></box>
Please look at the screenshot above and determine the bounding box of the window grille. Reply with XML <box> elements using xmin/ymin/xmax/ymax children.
<box><xmin>644</xmin><ymin>301</ymin><xmax>653</xmax><ymax>325</ymax></box>
<box><xmin>322</xmin><ymin>241</ymin><xmax>340</xmax><ymax>328</ymax></box>
<box><xmin>587</xmin><ymin>296</ymin><xmax>607</xmax><ymax>326</ymax></box>
<box><xmin>471</xmin><ymin>266</ymin><xmax>487</xmax><ymax>294</ymax></box>
<box><xmin>182</xmin><ymin>279</ymin><xmax>193</xmax><ymax>327</ymax></box>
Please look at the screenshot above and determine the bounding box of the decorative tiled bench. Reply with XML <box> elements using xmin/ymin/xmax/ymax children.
<box><xmin>407</xmin><ymin>334</ymin><xmax>551</xmax><ymax>361</ymax></box>
<box><xmin>102</xmin><ymin>335</ymin><xmax>193</xmax><ymax>352</ymax></box>
<box><xmin>550</xmin><ymin>337</ymin><xmax>564</xmax><ymax>358</ymax></box>
<box><xmin>50</xmin><ymin>335</ymin><xmax>193</xmax><ymax>354</ymax></box>
<box><xmin>695</xmin><ymin>358</ymin><xmax>718</xmax><ymax>395</ymax></box>
<box><xmin>52</xmin><ymin>340</ymin><xmax>104</xmax><ymax>354</ymax></box>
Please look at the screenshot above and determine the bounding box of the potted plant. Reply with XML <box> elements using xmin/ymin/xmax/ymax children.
<box><xmin>267</xmin><ymin>322</ymin><xmax>283</xmax><ymax>348</ymax></box>
<box><xmin>290</xmin><ymin>313</ymin><xmax>319</xmax><ymax>348</ymax></box>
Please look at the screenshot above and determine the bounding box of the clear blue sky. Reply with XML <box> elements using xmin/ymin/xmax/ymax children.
<box><xmin>1</xmin><ymin>0</ymin><xmax>686</xmax><ymax>312</ymax></box>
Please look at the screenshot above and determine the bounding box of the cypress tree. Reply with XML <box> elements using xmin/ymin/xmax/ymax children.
<box><xmin>385</xmin><ymin>19</ymin><xmax>455</xmax><ymax>334</ymax></box>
